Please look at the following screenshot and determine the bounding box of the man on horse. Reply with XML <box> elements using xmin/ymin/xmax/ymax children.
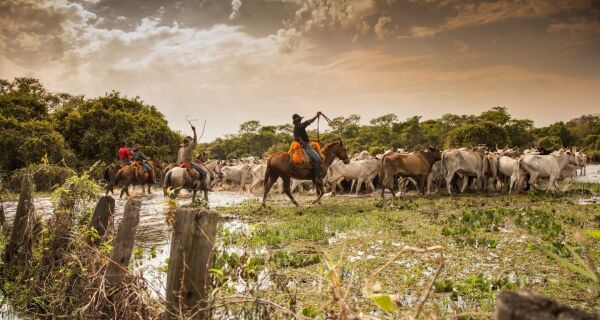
<box><xmin>118</xmin><ymin>141</ymin><xmax>132</xmax><ymax>164</ymax></box>
<box><xmin>177</xmin><ymin>125</ymin><xmax>209</xmax><ymax>190</ymax></box>
<box><xmin>293</xmin><ymin>112</ymin><xmax>323</xmax><ymax>184</ymax></box>
<box><xmin>132</xmin><ymin>144</ymin><xmax>156</xmax><ymax>183</ymax></box>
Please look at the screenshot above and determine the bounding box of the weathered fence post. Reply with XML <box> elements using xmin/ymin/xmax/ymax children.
<box><xmin>3</xmin><ymin>174</ymin><xmax>35</xmax><ymax>265</ymax></box>
<box><xmin>165</xmin><ymin>207</ymin><xmax>218</xmax><ymax>320</ymax></box>
<box><xmin>0</xmin><ymin>194</ymin><xmax>5</xmax><ymax>228</ymax></box>
<box><xmin>87</xmin><ymin>195</ymin><xmax>115</xmax><ymax>245</ymax></box>
<box><xmin>106</xmin><ymin>199</ymin><xmax>141</xmax><ymax>285</ymax></box>
<box><xmin>496</xmin><ymin>290</ymin><xmax>597</xmax><ymax>320</ymax></box>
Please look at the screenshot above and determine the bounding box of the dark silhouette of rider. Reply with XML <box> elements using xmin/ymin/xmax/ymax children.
<box><xmin>292</xmin><ymin>112</ymin><xmax>322</xmax><ymax>184</ymax></box>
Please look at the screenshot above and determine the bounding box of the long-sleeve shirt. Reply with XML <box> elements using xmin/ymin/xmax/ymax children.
<box><xmin>133</xmin><ymin>149</ymin><xmax>148</xmax><ymax>161</ymax></box>
<box><xmin>119</xmin><ymin>147</ymin><xmax>132</xmax><ymax>161</ymax></box>
<box><xmin>176</xmin><ymin>130</ymin><xmax>197</xmax><ymax>164</ymax></box>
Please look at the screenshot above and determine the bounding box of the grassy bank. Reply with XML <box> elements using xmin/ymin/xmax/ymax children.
<box><xmin>215</xmin><ymin>191</ymin><xmax>600</xmax><ymax>318</ymax></box>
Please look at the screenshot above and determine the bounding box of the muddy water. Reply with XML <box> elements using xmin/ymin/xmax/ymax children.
<box><xmin>2</xmin><ymin>188</ymin><xmax>259</xmax><ymax>302</ymax></box>
<box><xmin>574</xmin><ymin>163</ymin><xmax>600</xmax><ymax>184</ymax></box>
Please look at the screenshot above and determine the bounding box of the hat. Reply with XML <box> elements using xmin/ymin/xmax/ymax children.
<box><xmin>292</xmin><ymin>114</ymin><xmax>303</xmax><ymax>123</ymax></box>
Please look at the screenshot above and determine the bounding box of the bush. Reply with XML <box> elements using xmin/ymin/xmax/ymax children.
<box><xmin>4</xmin><ymin>164</ymin><xmax>76</xmax><ymax>192</ymax></box>
<box><xmin>445</xmin><ymin>121</ymin><xmax>508</xmax><ymax>148</ymax></box>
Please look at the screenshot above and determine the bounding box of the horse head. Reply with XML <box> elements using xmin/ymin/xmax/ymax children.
<box><xmin>325</xmin><ymin>140</ymin><xmax>350</xmax><ymax>164</ymax></box>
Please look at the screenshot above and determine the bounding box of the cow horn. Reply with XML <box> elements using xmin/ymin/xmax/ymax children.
<box><xmin>495</xmin><ymin>144</ymin><xmax>499</xmax><ymax>151</ymax></box>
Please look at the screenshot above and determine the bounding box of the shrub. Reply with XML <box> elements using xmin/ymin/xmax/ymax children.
<box><xmin>4</xmin><ymin>163</ymin><xmax>76</xmax><ymax>192</ymax></box>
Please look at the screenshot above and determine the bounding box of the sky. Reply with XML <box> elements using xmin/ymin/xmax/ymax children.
<box><xmin>1</xmin><ymin>0</ymin><xmax>599</xmax><ymax>140</ymax></box>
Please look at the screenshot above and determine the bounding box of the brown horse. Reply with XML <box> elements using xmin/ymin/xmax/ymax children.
<box><xmin>104</xmin><ymin>157</ymin><xmax>164</xmax><ymax>194</ymax></box>
<box><xmin>114</xmin><ymin>159</ymin><xmax>162</xmax><ymax>198</ymax></box>
<box><xmin>104</xmin><ymin>163</ymin><xmax>124</xmax><ymax>195</ymax></box>
<box><xmin>262</xmin><ymin>140</ymin><xmax>350</xmax><ymax>206</ymax></box>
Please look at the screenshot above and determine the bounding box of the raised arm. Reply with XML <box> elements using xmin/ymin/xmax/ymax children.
<box><xmin>304</xmin><ymin>112</ymin><xmax>322</xmax><ymax>125</ymax></box>
<box><xmin>191</xmin><ymin>126</ymin><xmax>197</xmax><ymax>145</ymax></box>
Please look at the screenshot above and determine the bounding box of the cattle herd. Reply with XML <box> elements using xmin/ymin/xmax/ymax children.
<box><xmin>200</xmin><ymin>145</ymin><xmax>588</xmax><ymax>197</ymax></box>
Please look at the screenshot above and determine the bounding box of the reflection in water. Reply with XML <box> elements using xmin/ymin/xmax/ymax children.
<box><xmin>2</xmin><ymin>189</ymin><xmax>259</xmax><ymax>309</ymax></box>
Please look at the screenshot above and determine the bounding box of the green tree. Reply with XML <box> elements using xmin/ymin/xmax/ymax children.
<box><xmin>445</xmin><ymin>121</ymin><xmax>508</xmax><ymax>148</ymax></box>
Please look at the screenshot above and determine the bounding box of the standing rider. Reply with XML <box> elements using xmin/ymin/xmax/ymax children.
<box><xmin>118</xmin><ymin>141</ymin><xmax>132</xmax><ymax>164</ymax></box>
<box><xmin>177</xmin><ymin>125</ymin><xmax>209</xmax><ymax>190</ymax></box>
<box><xmin>292</xmin><ymin>112</ymin><xmax>322</xmax><ymax>184</ymax></box>
<box><xmin>132</xmin><ymin>144</ymin><xmax>156</xmax><ymax>183</ymax></box>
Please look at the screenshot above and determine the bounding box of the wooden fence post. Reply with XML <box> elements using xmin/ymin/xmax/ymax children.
<box><xmin>3</xmin><ymin>174</ymin><xmax>35</xmax><ymax>265</ymax></box>
<box><xmin>496</xmin><ymin>290</ymin><xmax>596</xmax><ymax>320</ymax></box>
<box><xmin>106</xmin><ymin>199</ymin><xmax>141</xmax><ymax>285</ymax></box>
<box><xmin>87</xmin><ymin>195</ymin><xmax>115</xmax><ymax>245</ymax></box>
<box><xmin>0</xmin><ymin>194</ymin><xmax>5</xmax><ymax>228</ymax></box>
<box><xmin>165</xmin><ymin>207</ymin><xmax>218</xmax><ymax>320</ymax></box>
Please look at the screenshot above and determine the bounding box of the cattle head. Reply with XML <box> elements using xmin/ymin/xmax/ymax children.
<box><xmin>419</xmin><ymin>146</ymin><xmax>442</xmax><ymax>166</ymax></box>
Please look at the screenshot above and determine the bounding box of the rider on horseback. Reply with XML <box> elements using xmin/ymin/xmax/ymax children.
<box><xmin>132</xmin><ymin>144</ymin><xmax>156</xmax><ymax>183</ymax></box>
<box><xmin>177</xmin><ymin>125</ymin><xmax>209</xmax><ymax>190</ymax></box>
<box><xmin>118</xmin><ymin>141</ymin><xmax>132</xmax><ymax>164</ymax></box>
<box><xmin>293</xmin><ymin>112</ymin><xmax>322</xmax><ymax>184</ymax></box>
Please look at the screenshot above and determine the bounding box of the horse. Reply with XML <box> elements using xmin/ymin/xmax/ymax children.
<box><xmin>113</xmin><ymin>158</ymin><xmax>161</xmax><ymax>198</ymax></box>
<box><xmin>163</xmin><ymin>166</ymin><xmax>210</xmax><ymax>203</ymax></box>
<box><xmin>104</xmin><ymin>163</ymin><xmax>124</xmax><ymax>195</ymax></box>
<box><xmin>262</xmin><ymin>140</ymin><xmax>350</xmax><ymax>206</ymax></box>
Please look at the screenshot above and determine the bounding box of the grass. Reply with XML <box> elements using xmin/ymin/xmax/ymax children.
<box><xmin>217</xmin><ymin>191</ymin><xmax>600</xmax><ymax>318</ymax></box>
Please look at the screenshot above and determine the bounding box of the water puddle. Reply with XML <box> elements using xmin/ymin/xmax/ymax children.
<box><xmin>1</xmin><ymin>189</ymin><xmax>259</xmax><ymax>305</ymax></box>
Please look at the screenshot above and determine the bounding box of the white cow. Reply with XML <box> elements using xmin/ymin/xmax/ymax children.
<box><xmin>327</xmin><ymin>158</ymin><xmax>380</xmax><ymax>195</ymax></box>
<box><xmin>516</xmin><ymin>149</ymin><xmax>579</xmax><ymax>192</ymax></box>
<box><xmin>497</xmin><ymin>156</ymin><xmax>517</xmax><ymax>191</ymax></box>
<box><xmin>351</xmin><ymin>150</ymin><xmax>371</xmax><ymax>161</ymax></box>
<box><xmin>221</xmin><ymin>163</ymin><xmax>252</xmax><ymax>190</ymax></box>
<box><xmin>441</xmin><ymin>146</ymin><xmax>488</xmax><ymax>194</ymax></box>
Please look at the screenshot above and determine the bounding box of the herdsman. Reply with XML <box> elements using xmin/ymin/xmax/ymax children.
<box><xmin>176</xmin><ymin>124</ymin><xmax>209</xmax><ymax>189</ymax></box>
<box><xmin>292</xmin><ymin>111</ymin><xmax>322</xmax><ymax>184</ymax></box>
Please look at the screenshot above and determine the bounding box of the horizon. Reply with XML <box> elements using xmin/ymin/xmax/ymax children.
<box><xmin>2</xmin><ymin>0</ymin><xmax>599</xmax><ymax>140</ymax></box>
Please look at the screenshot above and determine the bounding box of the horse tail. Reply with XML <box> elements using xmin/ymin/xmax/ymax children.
<box><xmin>103</xmin><ymin>166</ymin><xmax>110</xmax><ymax>182</ymax></box>
<box><xmin>263</xmin><ymin>161</ymin><xmax>271</xmax><ymax>188</ymax></box>
<box><xmin>163</xmin><ymin>169</ymin><xmax>173</xmax><ymax>197</ymax></box>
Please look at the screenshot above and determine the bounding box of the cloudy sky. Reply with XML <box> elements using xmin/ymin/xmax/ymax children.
<box><xmin>2</xmin><ymin>0</ymin><xmax>599</xmax><ymax>139</ymax></box>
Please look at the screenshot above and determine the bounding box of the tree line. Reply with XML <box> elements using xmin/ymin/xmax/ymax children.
<box><xmin>0</xmin><ymin>78</ymin><xmax>181</xmax><ymax>173</ymax></box>
<box><xmin>1</xmin><ymin>77</ymin><xmax>599</xmax><ymax>175</ymax></box>
<box><xmin>202</xmin><ymin>109</ymin><xmax>600</xmax><ymax>161</ymax></box>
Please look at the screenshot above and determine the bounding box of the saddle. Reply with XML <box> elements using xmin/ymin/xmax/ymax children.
<box><xmin>131</xmin><ymin>161</ymin><xmax>155</xmax><ymax>178</ymax></box>
<box><xmin>179</xmin><ymin>161</ymin><xmax>202</xmax><ymax>181</ymax></box>
<box><xmin>288</xmin><ymin>140</ymin><xmax>325</xmax><ymax>169</ymax></box>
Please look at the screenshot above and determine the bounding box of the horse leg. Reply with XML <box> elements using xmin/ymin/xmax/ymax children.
<box><xmin>262</xmin><ymin>174</ymin><xmax>277</xmax><ymax>206</ymax></box>
<box><xmin>282</xmin><ymin>177</ymin><xmax>299</xmax><ymax>207</ymax></box>
<box><xmin>204</xmin><ymin>189</ymin><xmax>209</xmax><ymax>202</ymax></box>
<box><xmin>313</xmin><ymin>183</ymin><xmax>325</xmax><ymax>204</ymax></box>
<box><xmin>192</xmin><ymin>190</ymin><xmax>197</xmax><ymax>203</ymax></box>
<box><xmin>147</xmin><ymin>182</ymin><xmax>151</xmax><ymax>194</ymax></box>
<box><xmin>120</xmin><ymin>185</ymin><xmax>127</xmax><ymax>199</ymax></box>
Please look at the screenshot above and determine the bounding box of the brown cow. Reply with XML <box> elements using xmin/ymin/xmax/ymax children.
<box><xmin>380</xmin><ymin>146</ymin><xmax>442</xmax><ymax>198</ymax></box>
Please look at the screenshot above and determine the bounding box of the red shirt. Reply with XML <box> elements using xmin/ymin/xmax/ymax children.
<box><xmin>119</xmin><ymin>147</ymin><xmax>132</xmax><ymax>161</ymax></box>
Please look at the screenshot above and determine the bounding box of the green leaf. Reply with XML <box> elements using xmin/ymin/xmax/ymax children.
<box><xmin>586</xmin><ymin>229</ymin><xmax>600</xmax><ymax>240</ymax></box>
<box><xmin>543</xmin><ymin>247</ymin><xmax>597</xmax><ymax>281</ymax></box>
<box><xmin>370</xmin><ymin>294</ymin><xmax>399</xmax><ymax>312</ymax></box>
<box><xmin>209</xmin><ymin>268</ymin><xmax>224</xmax><ymax>278</ymax></box>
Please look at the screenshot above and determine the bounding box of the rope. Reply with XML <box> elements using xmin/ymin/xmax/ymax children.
<box><xmin>317</xmin><ymin>115</ymin><xmax>320</xmax><ymax>141</ymax></box>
